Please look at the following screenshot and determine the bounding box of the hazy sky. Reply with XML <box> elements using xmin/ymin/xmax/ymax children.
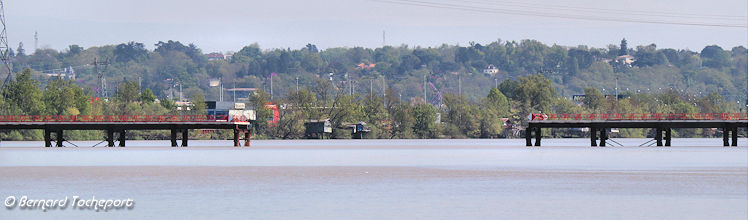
<box><xmin>6</xmin><ymin>0</ymin><xmax>748</xmax><ymax>53</ymax></box>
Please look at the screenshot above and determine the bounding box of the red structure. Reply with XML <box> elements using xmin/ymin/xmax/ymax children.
<box><xmin>530</xmin><ymin>113</ymin><xmax>748</xmax><ymax>121</ymax></box>
<box><xmin>264</xmin><ymin>103</ymin><xmax>280</xmax><ymax>125</ymax></box>
<box><xmin>0</xmin><ymin>115</ymin><xmax>251</xmax><ymax>122</ymax></box>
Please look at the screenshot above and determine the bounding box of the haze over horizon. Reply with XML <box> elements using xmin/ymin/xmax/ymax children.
<box><xmin>6</xmin><ymin>0</ymin><xmax>748</xmax><ymax>53</ymax></box>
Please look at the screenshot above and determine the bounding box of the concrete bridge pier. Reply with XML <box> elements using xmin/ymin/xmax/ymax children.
<box><xmin>168</xmin><ymin>129</ymin><xmax>189</xmax><ymax>147</ymax></box>
<box><xmin>722</xmin><ymin>127</ymin><xmax>729</xmax><ymax>146</ymax></box>
<box><xmin>590</xmin><ymin>127</ymin><xmax>597</xmax><ymax>146</ymax></box>
<box><xmin>171</xmin><ymin>129</ymin><xmax>178</xmax><ymax>147</ymax></box>
<box><xmin>664</xmin><ymin>128</ymin><xmax>672</xmax><ymax>147</ymax></box>
<box><xmin>233</xmin><ymin>129</ymin><xmax>240</xmax><ymax>147</ymax></box>
<box><xmin>655</xmin><ymin>128</ymin><xmax>663</xmax><ymax>146</ymax></box>
<box><xmin>244</xmin><ymin>130</ymin><xmax>251</xmax><ymax>147</ymax></box>
<box><xmin>599</xmin><ymin>128</ymin><xmax>607</xmax><ymax>147</ymax></box>
<box><xmin>723</xmin><ymin>126</ymin><xmax>738</xmax><ymax>147</ymax></box>
<box><xmin>233</xmin><ymin>125</ymin><xmax>252</xmax><ymax>147</ymax></box>
<box><xmin>118</xmin><ymin>130</ymin><xmax>126</xmax><ymax>147</ymax></box>
<box><xmin>525</xmin><ymin>126</ymin><xmax>541</xmax><ymax>146</ymax></box>
<box><xmin>56</xmin><ymin>130</ymin><xmax>63</xmax><ymax>147</ymax></box>
<box><xmin>44</xmin><ymin>129</ymin><xmax>52</xmax><ymax>147</ymax></box>
<box><xmin>181</xmin><ymin>129</ymin><xmax>188</xmax><ymax>147</ymax></box>
<box><xmin>106</xmin><ymin>129</ymin><xmax>115</xmax><ymax>147</ymax></box>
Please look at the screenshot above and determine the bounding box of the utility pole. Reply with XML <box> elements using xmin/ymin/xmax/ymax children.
<box><xmin>0</xmin><ymin>0</ymin><xmax>12</xmax><ymax>91</ymax></box>
<box><xmin>34</xmin><ymin>31</ymin><xmax>38</xmax><ymax>51</ymax></box>
<box><xmin>615</xmin><ymin>76</ymin><xmax>619</xmax><ymax>113</ymax></box>
<box><xmin>382</xmin><ymin>77</ymin><xmax>386</xmax><ymax>108</ymax></box>
<box><xmin>270</xmin><ymin>75</ymin><xmax>273</xmax><ymax>100</ymax></box>
<box><xmin>382</xmin><ymin>30</ymin><xmax>386</xmax><ymax>47</ymax></box>
<box><xmin>494</xmin><ymin>78</ymin><xmax>497</xmax><ymax>88</ymax></box>
<box><xmin>370</xmin><ymin>79</ymin><xmax>373</xmax><ymax>99</ymax></box>
<box><xmin>219</xmin><ymin>77</ymin><xmax>223</xmax><ymax>102</ymax></box>
<box><xmin>458</xmin><ymin>74</ymin><xmax>462</xmax><ymax>96</ymax></box>
<box><xmin>179</xmin><ymin>83</ymin><xmax>183</xmax><ymax>101</ymax></box>
<box><xmin>93</xmin><ymin>57</ymin><xmax>110</xmax><ymax>97</ymax></box>
<box><xmin>423</xmin><ymin>74</ymin><xmax>427</xmax><ymax>104</ymax></box>
<box><xmin>296</xmin><ymin>76</ymin><xmax>299</xmax><ymax>95</ymax></box>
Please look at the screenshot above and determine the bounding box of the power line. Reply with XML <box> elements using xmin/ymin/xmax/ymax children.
<box><xmin>370</xmin><ymin>0</ymin><xmax>747</xmax><ymax>28</ymax></box>
<box><xmin>449</xmin><ymin>0</ymin><xmax>747</xmax><ymax>20</ymax></box>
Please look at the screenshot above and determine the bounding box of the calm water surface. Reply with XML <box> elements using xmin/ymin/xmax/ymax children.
<box><xmin>0</xmin><ymin>138</ymin><xmax>746</xmax><ymax>219</ymax></box>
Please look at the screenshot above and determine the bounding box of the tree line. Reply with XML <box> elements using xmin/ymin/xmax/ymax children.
<box><xmin>8</xmin><ymin>38</ymin><xmax>747</xmax><ymax>104</ymax></box>
<box><xmin>0</xmin><ymin>38</ymin><xmax>745</xmax><ymax>140</ymax></box>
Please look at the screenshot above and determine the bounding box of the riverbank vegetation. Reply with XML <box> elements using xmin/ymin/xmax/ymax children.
<box><xmin>0</xmin><ymin>38</ymin><xmax>745</xmax><ymax>140</ymax></box>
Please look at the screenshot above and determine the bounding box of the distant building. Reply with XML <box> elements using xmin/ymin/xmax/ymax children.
<box><xmin>205</xmin><ymin>101</ymin><xmax>256</xmax><ymax>121</ymax></box>
<box><xmin>342</xmin><ymin>122</ymin><xmax>371</xmax><ymax>139</ymax></box>
<box><xmin>175</xmin><ymin>101</ymin><xmax>193</xmax><ymax>111</ymax></box>
<box><xmin>224</xmin><ymin>88</ymin><xmax>258</xmax><ymax>102</ymax></box>
<box><xmin>305</xmin><ymin>119</ymin><xmax>332</xmax><ymax>139</ymax></box>
<box><xmin>206</xmin><ymin>53</ymin><xmax>225</xmax><ymax>61</ymax></box>
<box><xmin>44</xmin><ymin>66</ymin><xmax>76</xmax><ymax>80</ymax></box>
<box><xmin>614</xmin><ymin>55</ymin><xmax>635</xmax><ymax>66</ymax></box>
<box><xmin>483</xmin><ymin>64</ymin><xmax>499</xmax><ymax>76</ymax></box>
<box><xmin>355</xmin><ymin>63</ymin><xmax>376</xmax><ymax>70</ymax></box>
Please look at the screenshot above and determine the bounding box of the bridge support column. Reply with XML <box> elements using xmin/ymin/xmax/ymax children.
<box><xmin>118</xmin><ymin>130</ymin><xmax>126</xmax><ymax>147</ymax></box>
<box><xmin>656</xmin><ymin>128</ymin><xmax>663</xmax><ymax>147</ymax></box>
<box><xmin>44</xmin><ymin>129</ymin><xmax>52</xmax><ymax>148</ymax></box>
<box><xmin>534</xmin><ymin>127</ymin><xmax>541</xmax><ymax>146</ymax></box>
<box><xmin>525</xmin><ymin>127</ymin><xmax>532</xmax><ymax>147</ymax></box>
<box><xmin>599</xmin><ymin>128</ymin><xmax>607</xmax><ymax>147</ymax></box>
<box><xmin>732</xmin><ymin>126</ymin><xmax>738</xmax><ymax>147</ymax></box>
<box><xmin>107</xmin><ymin>129</ymin><xmax>114</xmax><ymax>147</ymax></box>
<box><xmin>244</xmin><ymin>130</ymin><xmax>251</xmax><ymax>147</ymax></box>
<box><xmin>722</xmin><ymin>127</ymin><xmax>729</xmax><ymax>147</ymax></box>
<box><xmin>56</xmin><ymin>130</ymin><xmax>64</xmax><ymax>147</ymax></box>
<box><xmin>170</xmin><ymin>129</ymin><xmax>178</xmax><ymax>147</ymax></box>
<box><xmin>590</xmin><ymin>127</ymin><xmax>597</xmax><ymax>147</ymax></box>
<box><xmin>181</xmin><ymin>129</ymin><xmax>188</xmax><ymax>147</ymax></box>
<box><xmin>664</xmin><ymin>128</ymin><xmax>671</xmax><ymax>147</ymax></box>
<box><xmin>233</xmin><ymin>129</ymin><xmax>240</xmax><ymax>147</ymax></box>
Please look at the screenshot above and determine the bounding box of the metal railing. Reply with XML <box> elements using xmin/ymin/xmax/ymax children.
<box><xmin>0</xmin><ymin>115</ymin><xmax>251</xmax><ymax>122</ymax></box>
<box><xmin>530</xmin><ymin>113</ymin><xmax>748</xmax><ymax>121</ymax></box>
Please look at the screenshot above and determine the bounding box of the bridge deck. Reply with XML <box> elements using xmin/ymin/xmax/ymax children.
<box><xmin>0</xmin><ymin>115</ymin><xmax>253</xmax><ymax>147</ymax></box>
<box><xmin>0</xmin><ymin>121</ymin><xmax>249</xmax><ymax>130</ymax></box>
<box><xmin>525</xmin><ymin>113</ymin><xmax>747</xmax><ymax>147</ymax></box>
<box><xmin>528</xmin><ymin>120</ymin><xmax>747</xmax><ymax>128</ymax></box>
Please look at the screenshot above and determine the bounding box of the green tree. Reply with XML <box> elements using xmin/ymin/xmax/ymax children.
<box><xmin>478</xmin><ymin>103</ymin><xmax>503</xmax><ymax>138</ymax></box>
<box><xmin>116</xmin><ymin>81</ymin><xmax>140</xmax><ymax>103</ymax></box>
<box><xmin>583</xmin><ymin>87</ymin><xmax>606</xmax><ymax>112</ymax></box>
<box><xmin>249</xmin><ymin>89</ymin><xmax>273</xmax><ymax>134</ymax></box>
<box><xmin>486</xmin><ymin>87</ymin><xmax>509</xmax><ymax>117</ymax></box>
<box><xmin>3</xmin><ymin>69</ymin><xmax>44</xmax><ymax>115</ymax></box>
<box><xmin>43</xmin><ymin>78</ymin><xmax>89</xmax><ymax>115</ymax></box>
<box><xmin>411</xmin><ymin>103</ymin><xmax>438</xmax><ymax>138</ymax></box>
<box><xmin>189</xmin><ymin>91</ymin><xmax>207</xmax><ymax>115</ymax></box>
<box><xmin>700</xmin><ymin>45</ymin><xmax>731</xmax><ymax>69</ymax></box>
<box><xmin>140</xmin><ymin>88</ymin><xmax>156</xmax><ymax>103</ymax></box>
<box><xmin>619</xmin><ymin>38</ymin><xmax>628</xmax><ymax>56</ymax></box>
<box><xmin>514</xmin><ymin>74</ymin><xmax>556</xmax><ymax>114</ymax></box>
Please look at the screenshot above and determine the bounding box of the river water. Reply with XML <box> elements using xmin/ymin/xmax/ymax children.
<box><xmin>0</xmin><ymin>138</ymin><xmax>747</xmax><ymax>219</ymax></box>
